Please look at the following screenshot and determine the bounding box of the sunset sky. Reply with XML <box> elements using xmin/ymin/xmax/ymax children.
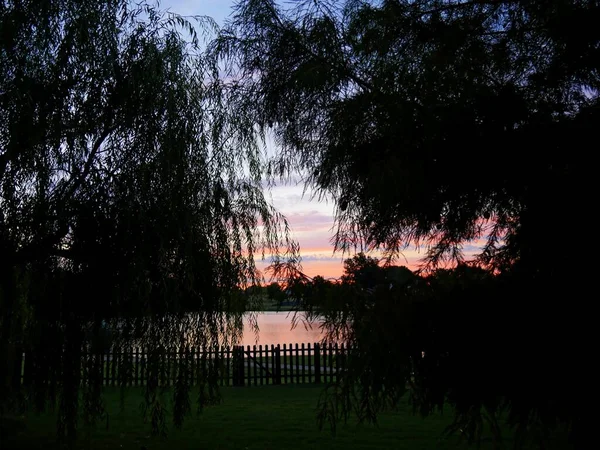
<box><xmin>161</xmin><ymin>0</ymin><xmax>364</xmax><ymax>279</ymax></box>
<box><xmin>163</xmin><ymin>0</ymin><xmax>474</xmax><ymax>279</ymax></box>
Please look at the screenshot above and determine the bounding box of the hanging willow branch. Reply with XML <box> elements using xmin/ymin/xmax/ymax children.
<box><xmin>0</xmin><ymin>0</ymin><xmax>298</xmax><ymax>441</ymax></box>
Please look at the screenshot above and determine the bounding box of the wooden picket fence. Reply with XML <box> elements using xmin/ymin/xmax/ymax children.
<box><xmin>18</xmin><ymin>342</ymin><xmax>348</xmax><ymax>387</ymax></box>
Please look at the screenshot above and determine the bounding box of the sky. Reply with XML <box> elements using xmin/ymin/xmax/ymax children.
<box><xmin>162</xmin><ymin>0</ymin><xmax>433</xmax><ymax>279</ymax></box>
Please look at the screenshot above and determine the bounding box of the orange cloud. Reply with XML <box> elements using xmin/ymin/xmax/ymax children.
<box><xmin>299</xmin><ymin>259</ymin><xmax>345</xmax><ymax>279</ymax></box>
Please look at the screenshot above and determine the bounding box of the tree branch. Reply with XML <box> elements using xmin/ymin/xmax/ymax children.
<box><xmin>51</xmin><ymin>247</ymin><xmax>77</xmax><ymax>261</ymax></box>
<box><xmin>47</xmin><ymin>124</ymin><xmax>117</xmax><ymax>204</ymax></box>
<box><xmin>15</xmin><ymin>126</ymin><xmax>117</xmax><ymax>265</ymax></box>
<box><xmin>70</xmin><ymin>125</ymin><xmax>117</xmax><ymax>196</ymax></box>
<box><xmin>412</xmin><ymin>0</ymin><xmax>518</xmax><ymax>18</ymax></box>
<box><xmin>264</xmin><ymin>1</ymin><xmax>373</xmax><ymax>92</ymax></box>
<box><xmin>0</xmin><ymin>150</ymin><xmax>12</xmax><ymax>182</ymax></box>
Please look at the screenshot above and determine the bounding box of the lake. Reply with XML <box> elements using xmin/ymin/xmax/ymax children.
<box><xmin>239</xmin><ymin>312</ymin><xmax>324</xmax><ymax>347</ymax></box>
<box><xmin>96</xmin><ymin>312</ymin><xmax>326</xmax><ymax>350</ymax></box>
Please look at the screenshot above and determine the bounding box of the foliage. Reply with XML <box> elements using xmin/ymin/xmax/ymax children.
<box><xmin>214</xmin><ymin>1</ymin><xmax>597</xmax><ymax>447</ymax></box>
<box><xmin>340</xmin><ymin>253</ymin><xmax>382</xmax><ymax>288</ymax></box>
<box><xmin>266</xmin><ymin>281</ymin><xmax>286</xmax><ymax>303</ymax></box>
<box><xmin>308</xmin><ymin>256</ymin><xmax>580</xmax><ymax>449</ymax></box>
<box><xmin>216</xmin><ymin>0</ymin><xmax>596</xmax><ymax>271</ymax></box>
<box><xmin>0</xmin><ymin>0</ymin><xmax>297</xmax><ymax>441</ymax></box>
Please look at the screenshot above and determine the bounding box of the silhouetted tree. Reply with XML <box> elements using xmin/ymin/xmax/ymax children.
<box><xmin>0</xmin><ymin>0</ymin><xmax>296</xmax><ymax>441</ymax></box>
<box><xmin>266</xmin><ymin>282</ymin><xmax>286</xmax><ymax>303</ymax></box>
<box><xmin>216</xmin><ymin>0</ymin><xmax>596</xmax><ymax>447</ymax></box>
<box><xmin>298</xmin><ymin>275</ymin><xmax>337</xmax><ymax>310</ymax></box>
<box><xmin>340</xmin><ymin>253</ymin><xmax>382</xmax><ymax>289</ymax></box>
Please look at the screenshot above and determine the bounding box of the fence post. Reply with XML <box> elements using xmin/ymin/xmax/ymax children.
<box><xmin>232</xmin><ymin>346</ymin><xmax>238</xmax><ymax>386</ymax></box>
<box><xmin>11</xmin><ymin>346</ymin><xmax>23</xmax><ymax>388</ymax></box>
<box><xmin>314</xmin><ymin>343</ymin><xmax>321</xmax><ymax>384</ymax></box>
<box><xmin>232</xmin><ymin>346</ymin><xmax>244</xmax><ymax>387</ymax></box>
<box><xmin>274</xmin><ymin>345</ymin><xmax>282</xmax><ymax>385</ymax></box>
<box><xmin>110</xmin><ymin>347</ymin><xmax>117</xmax><ymax>387</ymax></box>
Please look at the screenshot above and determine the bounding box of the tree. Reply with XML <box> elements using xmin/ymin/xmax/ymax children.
<box><xmin>298</xmin><ymin>275</ymin><xmax>338</xmax><ymax>310</ymax></box>
<box><xmin>340</xmin><ymin>253</ymin><xmax>382</xmax><ymax>289</ymax></box>
<box><xmin>266</xmin><ymin>281</ymin><xmax>286</xmax><ymax>303</ymax></box>
<box><xmin>341</xmin><ymin>253</ymin><xmax>416</xmax><ymax>290</ymax></box>
<box><xmin>215</xmin><ymin>0</ymin><xmax>597</xmax><ymax>447</ymax></box>
<box><xmin>0</xmin><ymin>0</ymin><xmax>296</xmax><ymax>441</ymax></box>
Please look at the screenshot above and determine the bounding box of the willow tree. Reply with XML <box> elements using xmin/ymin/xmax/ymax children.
<box><xmin>215</xmin><ymin>0</ymin><xmax>597</xmax><ymax>448</ymax></box>
<box><xmin>0</xmin><ymin>0</ymin><xmax>296</xmax><ymax>441</ymax></box>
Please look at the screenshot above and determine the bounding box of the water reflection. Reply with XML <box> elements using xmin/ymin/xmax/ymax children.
<box><xmin>240</xmin><ymin>312</ymin><xmax>324</xmax><ymax>347</ymax></box>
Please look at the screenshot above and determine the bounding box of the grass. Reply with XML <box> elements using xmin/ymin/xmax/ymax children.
<box><xmin>245</xmin><ymin>295</ymin><xmax>298</xmax><ymax>312</ymax></box>
<box><xmin>1</xmin><ymin>385</ymin><xmax>571</xmax><ymax>450</ymax></box>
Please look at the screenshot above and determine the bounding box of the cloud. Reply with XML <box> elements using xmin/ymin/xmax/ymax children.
<box><xmin>299</xmin><ymin>254</ymin><xmax>344</xmax><ymax>263</ymax></box>
<box><xmin>285</xmin><ymin>211</ymin><xmax>334</xmax><ymax>232</ymax></box>
<box><xmin>166</xmin><ymin>0</ymin><xmax>232</xmax><ymax>23</ymax></box>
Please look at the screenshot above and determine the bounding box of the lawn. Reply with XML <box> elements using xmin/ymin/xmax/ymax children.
<box><xmin>1</xmin><ymin>385</ymin><xmax>571</xmax><ymax>450</ymax></box>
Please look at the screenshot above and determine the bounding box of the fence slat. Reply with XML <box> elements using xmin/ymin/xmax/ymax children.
<box><xmin>265</xmin><ymin>346</ymin><xmax>269</xmax><ymax>385</ymax></box>
<box><xmin>119</xmin><ymin>347</ymin><xmax>124</xmax><ymax>386</ymax></box>
<box><xmin>335</xmin><ymin>343</ymin><xmax>338</xmax><ymax>382</ymax></box>
<box><xmin>172</xmin><ymin>347</ymin><xmax>177</xmax><ymax>387</ymax></box>
<box><xmin>307</xmin><ymin>343</ymin><xmax>312</xmax><ymax>383</ymax></box>
<box><xmin>325</xmin><ymin>344</ymin><xmax>329</xmax><ymax>383</ymax></box>
<box><xmin>213</xmin><ymin>346</ymin><xmax>218</xmax><ymax>386</ymax></box>
<box><xmin>226</xmin><ymin>346</ymin><xmax>231</xmax><ymax>387</ymax></box>
<box><xmin>95</xmin><ymin>351</ymin><xmax>102</xmax><ymax>388</ymax></box>
<box><xmin>259</xmin><ymin>345</ymin><xmax>264</xmax><ymax>385</ymax></box>
<box><xmin>244</xmin><ymin>345</ymin><xmax>249</xmax><ymax>387</ymax></box>
<box><xmin>167</xmin><ymin>348</ymin><xmax>172</xmax><ymax>387</ymax></box>
<box><xmin>213</xmin><ymin>347</ymin><xmax>218</xmax><ymax>387</ymax></box>
<box><xmin>323</xmin><ymin>342</ymin><xmax>328</xmax><ymax>384</ymax></box>
<box><xmin>329</xmin><ymin>342</ymin><xmax>334</xmax><ymax>382</ymax></box>
<box><xmin>13</xmin><ymin>349</ymin><xmax>23</xmax><ymax>388</ymax></box>
<box><xmin>336</xmin><ymin>344</ymin><xmax>339</xmax><ymax>381</ymax></box>
<box><xmin>140</xmin><ymin>348</ymin><xmax>145</xmax><ymax>387</ymax></box>
<box><xmin>284</xmin><ymin>344</ymin><xmax>289</xmax><ymax>384</ymax></box>
<box><xmin>314</xmin><ymin>343</ymin><xmax>321</xmax><ymax>384</ymax></box>
<box><xmin>200</xmin><ymin>347</ymin><xmax>205</xmax><ymax>387</ymax></box>
<box><xmin>288</xmin><ymin>343</ymin><xmax>293</xmax><ymax>384</ymax></box>
<box><xmin>213</xmin><ymin>346</ymin><xmax>219</xmax><ymax>387</ymax></box>
<box><xmin>340</xmin><ymin>343</ymin><xmax>345</xmax><ymax>379</ymax></box>
<box><xmin>188</xmin><ymin>347</ymin><xmax>194</xmax><ymax>387</ymax></box>
<box><xmin>127</xmin><ymin>346</ymin><xmax>132</xmax><ymax>386</ymax></box>
<box><xmin>251</xmin><ymin>345</ymin><xmax>256</xmax><ymax>386</ymax></box>
<box><xmin>126</xmin><ymin>346</ymin><xmax>131</xmax><ymax>386</ymax></box>
<box><xmin>266</xmin><ymin>345</ymin><xmax>272</xmax><ymax>385</ymax></box>
<box><xmin>133</xmin><ymin>347</ymin><xmax>138</xmax><ymax>387</ymax></box>
<box><xmin>118</xmin><ymin>346</ymin><xmax>123</xmax><ymax>386</ymax></box>
<box><xmin>201</xmin><ymin>347</ymin><xmax>207</xmax><ymax>387</ymax></box>
<box><xmin>275</xmin><ymin>345</ymin><xmax>281</xmax><ymax>385</ymax></box>
<box><xmin>232</xmin><ymin>346</ymin><xmax>238</xmax><ymax>386</ymax></box>
<box><xmin>301</xmin><ymin>344</ymin><xmax>306</xmax><ymax>384</ymax></box>
<box><xmin>321</xmin><ymin>343</ymin><xmax>326</xmax><ymax>383</ymax></box>
<box><xmin>120</xmin><ymin>347</ymin><xmax>125</xmax><ymax>387</ymax></box>
<box><xmin>110</xmin><ymin>348</ymin><xmax>116</xmax><ymax>387</ymax></box>
<box><xmin>194</xmin><ymin>347</ymin><xmax>199</xmax><ymax>386</ymax></box>
<box><xmin>221</xmin><ymin>347</ymin><xmax>225</xmax><ymax>387</ymax></box>
<box><xmin>295</xmin><ymin>343</ymin><xmax>300</xmax><ymax>384</ymax></box>
<box><xmin>174</xmin><ymin>346</ymin><xmax>179</xmax><ymax>386</ymax></box>
<box><xmin>286</xmin><ymin>343</ymin><xmax>292</xmax><ymax>384</ymax></box>
<box><xmin>271</xmin><ymin>345</ymin><xmax>275</xmax><ymax>384</ymax></box>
